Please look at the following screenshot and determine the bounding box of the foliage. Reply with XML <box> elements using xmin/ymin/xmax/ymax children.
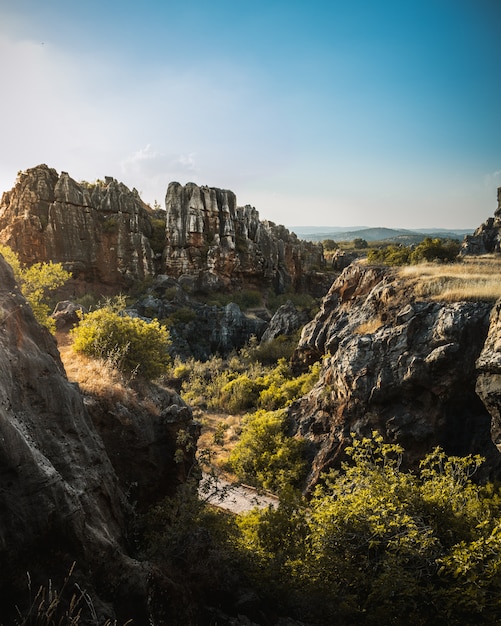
<box><xmin>149</xmin><ymin>216</ymin><xmax>167</xmax><ymax>255</ymax></box>
<box><xmin>178</xmin><ymin>350</ymin><xmax>320</xmax><ymax>415</ymax></box>
<box><xmin>235</xmin><ymin>432</ymin><xmax>501</xmax><ymax>624</ymax></box>
<box><xmin>228</xmin><ymin>408</ymin><xmax>307</xmax><ymax>491</ymax></box>
<box><xmin>352</xmin><ymin>237</ymin><xmax>368</xmax><ymax>249</ymax></box>
<box><xmin>322</xmin><ymin>238</ymin><xmax>339</xmax><ymax>251</ymax></box>
<box><xmin>0</xmin><ymin>244</ymin><xmax>71</xmax><ymax>331</ymax></box>
<box><xmin>71</xmin><ymin>302</ymin><xmax>170</xmax><ymax>379</ymax></box>
<box><xmin>368</xmin><ymin>237</ymin><xmax>460</xmax><ymax>267</ymax></box>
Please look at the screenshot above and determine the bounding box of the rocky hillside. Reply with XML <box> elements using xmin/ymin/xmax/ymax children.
<box><xmin>0</xmin><ymin>252</ymin><xmax>200</xmax><ymax>623</ymax></box>
<box><xmin>0</xmin><ymin>165</ymin><xmax>324</xmax><ymax>297</ymax></box>
<box><xmin>290</xmin><ymin>262</ymin><xmax>501</xmax><ymax>492</ymax></box>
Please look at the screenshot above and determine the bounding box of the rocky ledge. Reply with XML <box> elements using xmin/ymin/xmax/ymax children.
<box><xmin>289</xmin><ymin>262</ymin><xmax>501</xmax><ymax>492</ymax></box>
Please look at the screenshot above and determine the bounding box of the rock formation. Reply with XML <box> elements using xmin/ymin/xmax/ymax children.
<box><xmin>0</xmin><ymin>165</ymin><xmax>157</xmax><ymax>292</ymax></box>
<box><xmin>0</xmin><ymin>167</ymin><xmax>326</xmax><ymax>299</ymax></box>
<box><xmin>460</xmin><ymin>187</ymin><xmax>501</xmax><ymax>255</ymax></box>
<box><xmin>0</xmin><ymin>253</ymin><xmax>199</xmax><ymax>623</ymax></box>
<box><xmin>289</xmin><ymin>263</ymin><xmax>501</xmax><ymax>492</ymax></box>
<box><xmin>163</xmin><ymin>181</ymin><xmax>324</xmax><ymax>293</ymax></box>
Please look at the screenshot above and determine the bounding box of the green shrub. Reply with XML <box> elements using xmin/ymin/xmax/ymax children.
<box><xmin>228</xmin><ymin>408</ymin><xmax>307</xmax><ymax>491</ymax></box>
<box><xmin>235</xmin><ymin>432</ymin><xmax>501</xmax><ymax>624</ymax></box>
<box><xmin>368</xmin><ymin>238</ymin><xmax>461</xmax><ymax>267</ymax></box>
<box><xmin>71</xmin><ymin>307</ymin><xmax>170</xmax><ymax>379</ymax></box>
<box><xmin>0</xmin><ymin>244</ymin><xmax>70</xmax><ymax>331</ymax></box>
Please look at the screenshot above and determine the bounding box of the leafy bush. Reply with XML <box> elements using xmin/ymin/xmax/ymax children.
<box><xmin>236</xmin><ymin>432</ymin><xmax>501</xmax><ymax>624</ymax></box>
<box><xmin>0</xmin><ymin>244</ymin><xmax>70</xmax><ymax>331</ymax></box>
<box><xmin>368</xmin><ymin>238</ymin><xmax>461</xmax><ymax>267</ymax></box>
<box><xmin>71</xmin><ymin>306</ymin><xmax>170</xmax><ymax>379</ymax></box>
<box><xmin>410</xmin><ymin>237</ymin><xmax>460</xmax><ymax>263</ymax></box>
<box><xmin>228</xmin><ymin>408</ymin><xmax>307</xmax><ymax>491</ymax></box>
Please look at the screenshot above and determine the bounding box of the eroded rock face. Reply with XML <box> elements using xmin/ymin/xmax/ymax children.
<box><xmin>163</xmin><ymin>181</ymin><xmax>324</xmax><ymax>293</ymax></box>
<box><xmin>460</xmin><ymin>187</ymin><xmax>501</xmax><ymax>255</ymax></box>
<box><xmin>289</xmin><ymin>263</ymin><xmax>501</xmax><ymax>491</ymax></box>
<box><xmin>0</xmin><ymin>254</ymin><xmax>198</xmax><ymax>623</ymax></box>
<box><xmin>476</xmin><ymin>300</ymin><xmax>501</xmax><ymax>454</ymax></box>
<box><xmin>0</xmin><ymin>165</ymin><xmax>156</xmax><ymax>291</ymax></box>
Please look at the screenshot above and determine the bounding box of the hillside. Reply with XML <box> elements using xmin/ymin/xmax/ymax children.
<box><xmin>291</xmin><ymin>225</ymin><xmax>472</xmax><ymax>243</ymax></box>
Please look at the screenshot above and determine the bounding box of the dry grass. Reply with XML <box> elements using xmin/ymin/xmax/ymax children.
<box><xmin>354</xmin><ymin>317</ymin><xmax>384</xmax><ymax>335</ymax></box>
<box><xmin>196</xmin><ymin>410</ymin><xmax>243</xmax><ymax>479</ymax></box>
<box><xmin>58</xmin><ymin>336</ymin><xmax>138</xmax><ymax>406</ymax></box>
<box><xmin>399</xmin><ymin>256</ymin><xmax>501</xmax><ymax>302</ymax></box>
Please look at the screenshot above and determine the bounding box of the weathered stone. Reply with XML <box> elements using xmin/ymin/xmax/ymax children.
<box><xmin>163</xmin><ymin>181</ymin><xmax>324</xmax><ymax>293</ymax></box>
<box><xmin>51</xmin><ymin>300</ymin><xmax>86</xmax><ymax>330</ymax></box>
<box><xmin>289</xmin><ymin>263</ymin><xmax>501</xmax><ymax>492</ymax></box>
<box><xmin>260</xmin><ymin>300</ymin><xmax>309</xmax><ymax>343</ymax></box>
<box><xmin>460</xmin><ymin>187</ymin><xmax>501</xmax><ymax>255</ymax></box>
<box><xmin>0</xmin><ymin>254</ymin><xmax>199</xmax><ymax>622</ymax></box>
<box><xmin>0</xmin><ymin>165</ymin><xmax>156</xmax><ymax>292</ymax></box>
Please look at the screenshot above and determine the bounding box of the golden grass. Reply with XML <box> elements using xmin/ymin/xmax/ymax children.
<box><xmin>399</xmin><ymin>256</ymin><xmax>501</xmax><ymax>302</ymax></box>
<box><xmin>58</xmin><ymin>340</ymin><xmax>138</xmax><ymax>406</ymax></box>
<box><xmin>354</xmin><ymin>317</ymin><xmax>384</xmax><ymax>335</ymax></box>
<box><xmin>196</xmin><ymin>410</ymin><xmax>243</xmax><ymax>478</ymax></box>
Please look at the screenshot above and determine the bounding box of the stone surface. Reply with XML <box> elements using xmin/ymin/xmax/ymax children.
<box><xmin>460</xmin><ymin>187</ymin><xmax>501</xmax><ymax>255</ymax></box>
<box><xmin>260</xmin><ymin>300</ymin><xmax>310</xmax><ymax>343</ymax></box>
<box><xmin>0</xmin><ymin>254</ymin><xmax>198</xmax><ymax>623</ymax></box>
<box><xmin>0</xmin><ymin>165</ymin><xmax>156</xmax><ymax>292</ymax></box>
<box><xmin>289</xmin><ymin>263</ymin><xmax>501</xmax><ymax>492</ymax></box>
<box><xmin>476</xmin><ymin>300</ymin><xmax>501</xmax><ymax>454</ymax></box>
<box><xmin>163</xmin><ymin>181</ymin><xmax>324</xmax><ymax>293</ymax></box>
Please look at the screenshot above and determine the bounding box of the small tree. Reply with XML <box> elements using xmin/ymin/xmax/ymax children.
<box><xmin>0</xmin><ymin>244</ymin><xmax>70</xmax><ymax>331</ymax></box>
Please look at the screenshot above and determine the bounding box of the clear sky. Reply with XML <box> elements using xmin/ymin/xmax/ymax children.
<box><xmin>1</xmin><ymin>0</ymin><xmax>500</xmax><ymax>230</ymax></box>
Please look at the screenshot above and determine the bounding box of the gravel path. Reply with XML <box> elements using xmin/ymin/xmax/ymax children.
<box><xmin>200</xmin><ymin>473</ymin><xmax>278</xmax><ymax>514</ymax></box>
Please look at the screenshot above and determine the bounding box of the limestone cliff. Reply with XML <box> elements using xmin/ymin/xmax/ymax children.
<box><xmin>290</xmin><ymin>263</ymin><xmax>501</xmax><ymax>492</ymax></box>
<box><xmin>460</xmin><ymin>187</ymin><xmax>501</xmax><ymax>255</ymax></box>
<box><xmin>0</xmin><ymin>253</ymin><xmax>198</xmax><ymax>623</ymax></box>
<box><xmin>0</xmin><ymin>164</ymin><xmax>156</xmax><ymax>292</ymax></box>
<box><xmin>163</xmin><ymin>181</ymin><xmax>324</xmax><ymax>293</ymax></box>
<box><xmin>0</xmin><ymin>167</ymin><xmax>326</xmax><ymax>299</ymax></box>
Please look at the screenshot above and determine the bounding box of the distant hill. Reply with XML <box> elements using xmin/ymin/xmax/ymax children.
<box><xmin>289</xmin><ymin>226</ymin><xmax>473</xmax><ymax>244</ymax></box>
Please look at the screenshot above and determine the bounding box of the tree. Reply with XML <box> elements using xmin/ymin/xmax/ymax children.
<box><xmin>353</xmin><ymin>237</ymin><xmax>368</xmax><ymax>249</ymax></box>
<box><xmin>0</xmin><ymin>244</ymin><xmax>70</xmax><ymax>331</ymax></box>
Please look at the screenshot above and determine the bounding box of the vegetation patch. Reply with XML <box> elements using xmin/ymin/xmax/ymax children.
<box><xmin>400</xmin><ymin>256</ymin><xmax>501</xmax><ymax>302</ymax></box>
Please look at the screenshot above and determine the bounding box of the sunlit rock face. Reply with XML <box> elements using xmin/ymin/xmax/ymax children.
<box><xmin>163</xmin><ymin>181</ymin><xmax>325</xmax><ymax>293</ymax></box>
<box><xmin>0</xmin><ymin>164</ymin><xmax>156</xmax><ymax>291</ymax></box>
<box><xmin>289</xmin><ymin>263</ymin><xmax>501</xmax><ymax>492</ymax></box>
<box><xmin>460</xmin><ymin>187</ymin><xmax>501</xmax><ymax>255</ymax></box>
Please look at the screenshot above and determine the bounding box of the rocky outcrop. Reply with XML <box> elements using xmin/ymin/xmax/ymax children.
<box><xmin>131</xmin><ymin>277</ymin><xmax>268</xmax><ymax>359</ymax></box>
<box><xmin>0</xmin><ymin>165</ymin><xmax>156</xmax><ymax>292</ymax></box>
<box><xmin>0</xmin><ymin>167</ymin><xmax>327</xmax><ymax>300</ymax></box>
<box><xmin>476</xmin><ymin>300</ymin><xmax>501</xmax><ymax>454</ymax></box>
<box><xmin>460</xmin><ymin>187</ymin><xmax>501</xmax><ymax>255</ymax></box>
<box><xmin>289</xmin><ymin>263</ymin><xmax>501</xmax><ymax>492</ymax></box>
<box><xmin>0</xmin><ymin>254</ymin><xmax>199</xmax><ymax>623</ymax></box>
<box><xmin>163</xmin><ymin>181</ymin><xmax>324</xmax><ymax>293</ymax></box>
<box><xmin>260</xmin><ymin>300</ymin><xmax>309</xmax><ymax>343</ymax></box>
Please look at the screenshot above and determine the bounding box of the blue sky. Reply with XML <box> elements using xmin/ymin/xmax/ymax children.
<box><xmin>1</xmin><ymin>0</ymin><xmax>500</xmax><ymax>229</ymax></box>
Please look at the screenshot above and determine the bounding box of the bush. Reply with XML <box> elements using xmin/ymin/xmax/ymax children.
<box><xmin>367</xmin><ymin>238</ymin><xmax>461</xmax><ymax>267</ymax></box>
<box><xmin>71</xmin><ymin>307</ymin><xmax>170</xmax><ymax>379</ymax></box>
<box><xmin>0</xmin><ymin>244</ymin><xmax>70</xmax><ymax>331</ymax></box>
<box><xmin>228</xmin><ymin>408</ymin><xmax>307</xmax><ymax>491</ymax></box>
<box><xmin>235</xmin><ymin>432</ymin><xmax>501</xmax><ymax>624</ymax></box>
